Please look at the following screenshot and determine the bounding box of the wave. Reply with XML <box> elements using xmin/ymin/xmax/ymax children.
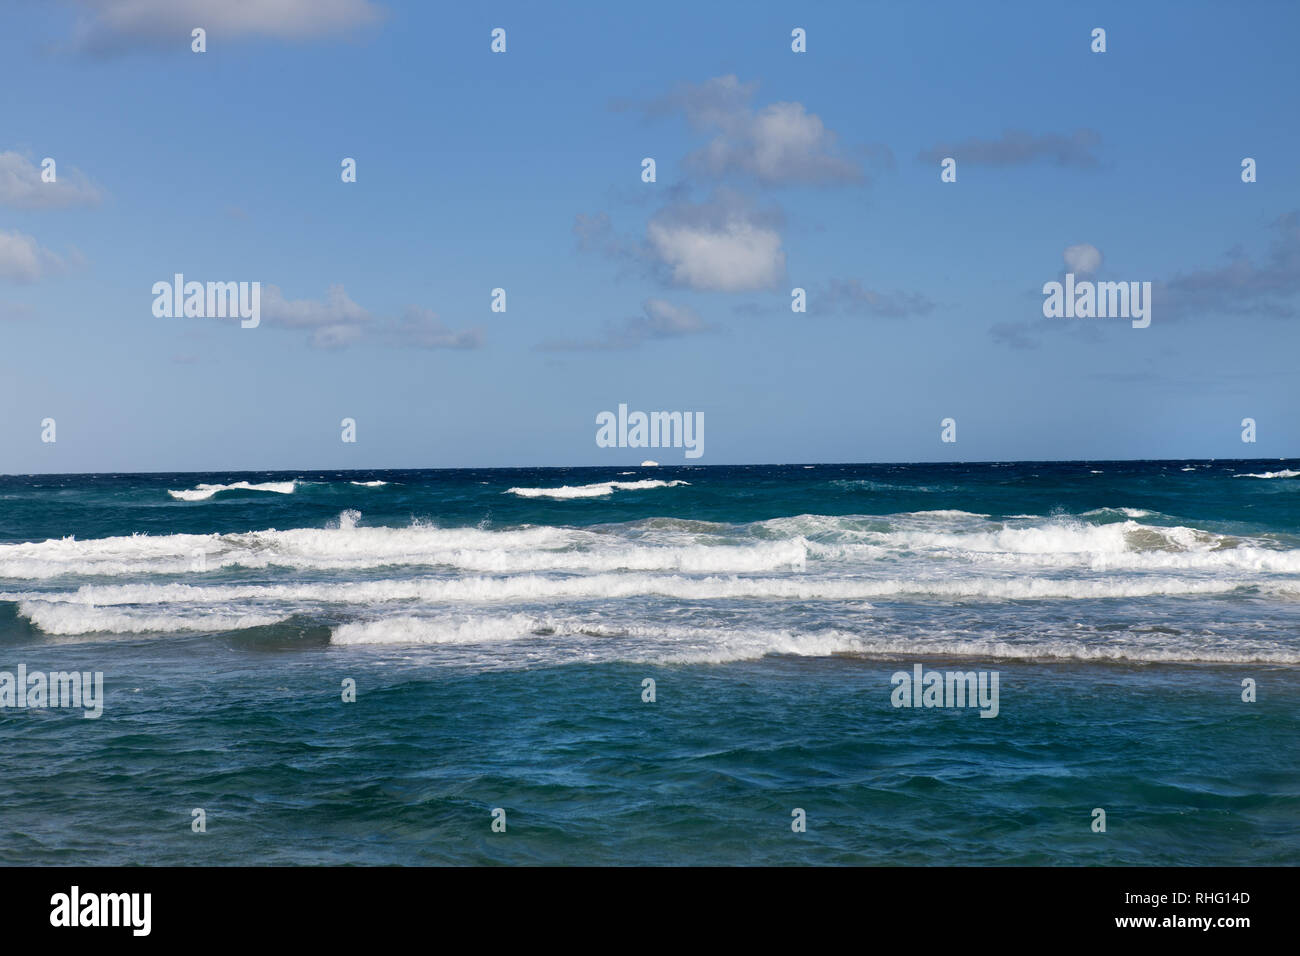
<box><xmin>168</xmin><ymin>480</ymin><xmax>298</xmax><ymax>501</ymax></box>
<box><xmin>898</xmin><ymin>509</ymin><xmax>991</xmax><ymax>519</ymax></box>
<box><xmin>763</xmin><ymin>514</ymin><xmax>1300</xmax><ymax>573</ymax></box>
<box><xmin>505</xmin><ymin>479</ymin><xmax>689</xmax><ymax>499</ymax></box>
<box><xmin>1235</xmin><ymin>470</ymin><xmax>1300</xmax><ymax>479</ymax></box>
<box><xmin>18</xmin><ymin>595</ymin><xmax>1294</xmax><ymax>663</ymax></box>
<box><xmin>1081</xmin><ymin>507</ymin><xmax>1156</xmax><ymax>519</ymax></box>
<box><xmin>326</xmin><ymin>614</ymin><xmax>1300</xmax><ymax>665</ymax></box>
<box><xmin>4</xmin><ymin>573</ymin><xmax>1255</xmax><ymax>613</ymax></box>
<box><xmin>17</xmin><ymin>601</ymin><xmax>287</xmax><ymax>635</ymax></box>
<box><xmin>350</xmin><ymin>480</ymin><xmax>388</xmax><ymax>487</ymax></box>
<box><xmin>14</xmin><ymin>591</ymin><xmax>1292</xmax><ymax>663</ymax></box>
<box><xmin>0</xmin><ymin>525</ymin><xmax>807</xmax><ymax>580</ymax></box>
<box><xmin>3</xmin><ymin>511</ymin><xmax>1300</xmax><ymax>579</ymax></box>
<box><xmin>332</xmin><ymin>613</ymin><xmax>545</xmax><ymax>646</ymax></box>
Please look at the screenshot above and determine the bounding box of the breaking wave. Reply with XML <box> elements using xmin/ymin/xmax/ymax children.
<box><xmin>505</xmin><ymin>479</ymin><xmax>689</xmax><ymax>499</ymax></box>
<box><xmin>168</xmin><ymin>480</ymin><xmax>299</xmax><ymax>501</ymax></box>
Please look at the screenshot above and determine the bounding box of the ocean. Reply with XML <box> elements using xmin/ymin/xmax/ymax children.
<box><xmin>1</xmin><ymin>460</ymin><xmax>1297</xmax><ymax>865</ymax></box>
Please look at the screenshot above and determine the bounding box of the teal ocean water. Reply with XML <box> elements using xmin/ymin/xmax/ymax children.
<box><xmin>1</xmin><ymin>461</ymin><xmax>1297</xmax><ymax>864</ymax></box>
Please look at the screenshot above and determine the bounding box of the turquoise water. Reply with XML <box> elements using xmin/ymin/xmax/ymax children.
<box><xmin>1</xmin><ymin>461</ymin><xmax>1298</xmax><ymax>864</ymax></box>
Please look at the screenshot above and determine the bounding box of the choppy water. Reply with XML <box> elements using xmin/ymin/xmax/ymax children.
<box><xmin>1</xmin><ymin>461</ymin><xmax>1297</xmax><ymax>864</ymax></box>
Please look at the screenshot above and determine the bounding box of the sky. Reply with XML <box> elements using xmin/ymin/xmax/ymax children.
<box><xmin>1</xmin><ymin>0</ymin><xmax>1298</xmax><ymax>473</ymax></box>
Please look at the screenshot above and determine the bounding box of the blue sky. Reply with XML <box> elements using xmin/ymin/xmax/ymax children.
<box><xmin>1</xmin><ymin>0</ymin><xmax>1297</xmax><ymax>472</ymax></box>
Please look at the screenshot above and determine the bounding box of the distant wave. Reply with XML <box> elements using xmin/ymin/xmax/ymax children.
<box><xmin>350</xmin><ymin>480</ymin><xmax>388</xmax><ymax>487</ymax></box>
<box><xmin>168</xmin><ymin>480</ymin><xmax>298</xmax><ymax>501</ymax></box>
<box><xmin>1234</xmin><ymin>470</ymin><xmax>1300</xmax><ymax>479</ymax></box>
<box><xmin>505</xmin><ymin>479</ymin><xmax>689</xmax><ymax>499</ymax></box>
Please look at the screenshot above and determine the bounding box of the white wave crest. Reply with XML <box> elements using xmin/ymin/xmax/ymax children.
<box><xmin>168</xmin><ymin>480</ymin><xmax>298</xmax><ymax>501</ymax></box>
<box><xmin>18</xmin><ymin>601</ymin><xmax>286</xmax><ymax>635</ymax></box>
<box><xmin>324</xmin><ymin>613</ymin><xmax>1300</xmax><ymax>665</ymax></box>
<box><xmin>505</xmin><ymin>479</ymin><xmax>689</xmax><ymax>499</ymax></box>
<box><xmin>0</xmin><ymin>522</ymin><xmax>807</xmax><ymax>579</ymax></box>
<box><xmin>7</xmin><ymin>572</ymin><xmax>1250</xmax><ymax>611</ymax></box>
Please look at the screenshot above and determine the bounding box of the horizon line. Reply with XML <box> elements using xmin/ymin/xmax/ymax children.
<box><xmin>2</xmin><ymin>455</ymin><xmax>1297</xmax><ymax>479</ymax></box>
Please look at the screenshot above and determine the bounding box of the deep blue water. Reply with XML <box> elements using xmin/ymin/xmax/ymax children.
<box><xmin>1</xmin><ymin>460</ymin><xmax>1297</xmax><ymax>864</ymax></box>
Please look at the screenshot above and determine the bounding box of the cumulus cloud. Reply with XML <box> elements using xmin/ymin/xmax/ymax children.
<box><xmin>646</xmin><ymin>191</ymin><xmax>786</xmax><ymax>292</ymax></box>
<box><xmin>630</xmin><ymin>75</ymin><xmax>878</xmax><ymax>186</ymax></box>
<box><xmin>65</xmin><ymin>0</ymin><xmax>384</xmax><ymax>54</ymax></box>
<box><xmin>1063</xmin><ymin>243</ymin><xmax>1102</xmax><ymax>275</ymax></box>
<box><xmin>918</xmin><ymin>129</ymin><xmax>1102</xmax><ymax>168</ymax></box>
<box><xmin>0</xmin><ymin>229</ymin><xmax>75</xmax><ymax>282</ymax></box>
<box><xmin>261</xmin><ymin>283</ymin><xmax>370</xmax><ymax>347</ymax></box>
<box><xmin>0</xmin><ymin>152</ymin><xmax>102</xmax><ymax>209</ymax></box>
<box><xmin>689</xmin><ymin>99</ymin><xmax>866</xmax><ymax>185</ymax></box>
<box><xmin>538</xmin><ymin>298</ymin><xmax>714</xmax><ymax>350</ymax></box>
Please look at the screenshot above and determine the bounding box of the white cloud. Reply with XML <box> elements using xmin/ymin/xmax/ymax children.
<box><xmin>1064</xmin><ymin>243</ymin><xmax>1102</xmax><ymax>275</ymax></box>
<box><xmin>261</xmin><ymin>283</ymin><xmax>370</xmax><ymax>347</ymax></box>
<box><xmin>646</xmin><ymin>193</ymin><xmax>785</xmax><ymax>292</ymax></box>
<box><xmin>691</xmin><ymin>100</ymin><xmax>863</xmax><ymax>185</ymax></box>
<box><xmin>262</xmin><ymin>283</ymin><xmax>369</xmax><ymax>327</ymax></box>
<box><xmin>0</xmin><ymin>152</ymin><xmax>102</xmax><ymax>209</ymax></box>
<box><xmin>641</xmin><ymin>75</ymin><xmax>869</xmax><ymax>186</ymax></box>
<box><xmin>640</xmin><ymin>298</ymin><xmax>707</xmax><ymax>336</ymax></box>
<box><xmin>0</xmin><ymin>230</ymin><xmax>71</xmax><ymax>282</ymax></box>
